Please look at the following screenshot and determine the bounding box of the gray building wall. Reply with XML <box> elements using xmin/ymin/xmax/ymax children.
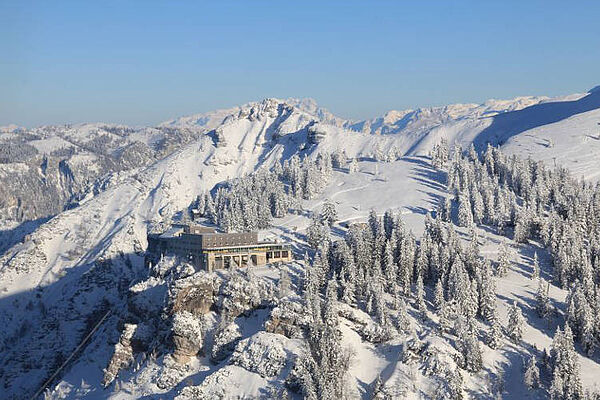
<box><xmin>146</xmin><ymin>226</ymin><xmax>285</xmax><ymax>271</ymax></box>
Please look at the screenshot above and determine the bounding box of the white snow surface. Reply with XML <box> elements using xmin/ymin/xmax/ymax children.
<box><xmin>2</xmin><ymin>87</ymin><xmax>600</xmax><ymax>399</ymax></box>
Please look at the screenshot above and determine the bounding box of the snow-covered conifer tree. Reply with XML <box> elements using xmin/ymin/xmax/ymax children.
<box><xmin>433</xmin><ymin>280</ymin><xmax>444</xmax><ymax>310</ymax></box>
<box><xmin>395</xmin><ymin>298</ymin><xmax>412</xmax><ymax>334</ymax></box>
<box><xmin>440</xmin><ymin>196</ymin><xmax>452</xmax><ymax>223</ymax></box>
<box><xmin>348</xmin><ymin>158</ymin><xmax>359</xmax><ymax>174</ymax></box>
<box><xmin>506</xmin><ymin>301</ymin><xmax>525</xmax><ymax>344</ymax></box>
<box><xmin>456</xmin><ymin>317</ymin><xmax>483</xmax><ymax>372</ymax></box>
<box><xmin>307</xmin><ymin>215</ymin><xmax>330</xmax><ymax>250</ymax></box>
<box><xmin>477</xmin><ymin>260</ymin><xmax>497</xmax><ymax>323</ymax></box>
<box><xmin>535</xmin><ymin>278</ymin><xmax>550</xmax><ymax>319</ymax></box>
<box><xmin>495</xmin><ymin>243</ymin><xmax>510</xmax><ymax>277</ymax></box>
<box><xmin>550</xmin><ymin>325</ymin><xmax>584</xmax><ymax>400</ymax></box>
<box><xmin>382</xmin><ymin>240</ymin><xmax>397</xmax><ymax>292</ymax></box>
<box><xmin>416</xmin><ymin>274</ymin><xmax>427</xmax><ymax>319</ymax></box>
<box><xmin>486</xmin><ymin>314</ymin><xmax>503</xmax><ymax>350</ymax></box>
<box><xmin>320</xmin><ymin>199</ymin><xmax>338</xmax><ymax>227</ymax></box>
<box><xmin>531</xmin><ymin>251</ymin><xmax>540</xmax><ymax>280</ymax></box>
<box><xmin>470</xmin><ymin>186</ymin><xmax>485</xmax><ymax>225</ymax></box>
<box><xmin>299</xmin><ymin>265</ymin><xmax>351</xmax><ymax>400</ymax></box>
<box><xmin>523</xmin><ymin>355</ymin><xmax>540</xmax><ymax>390</ymax></box>
<box><xmin>383</xmin><ymin>210</ymin><xmax>395</xmax><ymax>240</ymax></box>
<box><xmin>457</xmin><ymin>193</ymin><xmax>473</xmax><ymax>228</ymax></box>
<box><xmin>438</xmin><ymin>299</ymin><xmax>452</xmax><ymax>334</ymax></box>
<box><xmin>278</xmin><ymin>268</ymin><xmax>291</xmax><ymax>299</ymax></box>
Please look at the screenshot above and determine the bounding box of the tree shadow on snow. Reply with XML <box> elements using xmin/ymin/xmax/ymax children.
<box><xmin>402</xmin><ymin>156</ymin><xmax>447</xmax><ymax>210</ymax></box>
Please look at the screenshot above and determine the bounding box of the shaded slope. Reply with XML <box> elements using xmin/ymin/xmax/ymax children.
<box><xmin>473</xmin><ymin>89</ymin><xmax>600</xmax><ymax>151</ymax></box>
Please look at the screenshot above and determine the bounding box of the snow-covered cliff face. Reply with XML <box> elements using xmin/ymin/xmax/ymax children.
<box><xmin>2</xmin><ymin>87</ymin><xmax>600</xmax><ymax>399</ymax></box>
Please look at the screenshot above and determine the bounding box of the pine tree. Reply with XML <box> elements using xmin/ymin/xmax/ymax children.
<box><xmin>395</xmin><ymin>298</ymin><xmax>412</xmax><ymax>334</ymax></box>
<box><xmin>382</xmin><ymin>240</ymin><xmax>397</xmax><ymax>292</ymax></box>
<box><xmin>550</xmin><ymin>325</ymin><xmax>584</xmax><ymax>400</ymax></box>
<box><xmin>523</xmin><ymin>355</ymin><xmax>540</xmax><ymax>389</ymax></box>
<box><xmin>372</xmin><ymin>277</ymin><xmax>388</xmax><ymax>325</ymax></box>
<box><xmin>338</xmin><ymin>246</ymin><xmax>357</xmax><ymax>306</ymax></box>
<box><xmin>371</xmin><ymin>374</ymin><xmax>391</xmax><ymax>400</ymax></box>
<box><xmin>299</xmin><ymin>271</ymin><xmax>352</xmax><ymax>400</ymax></box>
<box><xmin>278</xmin><ymin>268</ymin><xmax>291</xmax><ymax>299</ymax></box>
<box><xmin>550</xmin><ymin>372</ymin><xmax>565</xmax><ymax>400</ymax></box>
<box><xmin>447</xmin><ymin>258</ymin><xmax>477</xmax><ymax>320</ymax></box>
<box><xmin>471</xmin><ymin>187</ymin><xmax>485</xmax><ymax>225</ymax></box>
<box><xmin>416</xmin><ymin>274</ymin><xmax>427</xmax><ymax>320</ymax></box>
<box><xmin>331</xmin><ymin>149</ymin><xmax>347</xmax><ymax>169</ymax></box>
<box><xmin>398</xmin><ymin>235</ymin><xmax>414</xmax><ymax>295</ymax></box>
<box><xmin>535</xmin><ymin>278</ymin><xmax>550</xmax><ymax>319</ymax></box>
<box><xmin>495</xmin><ymin>243</ymin><xmax>510</xmax><ymax>277</ymax></box>
<box><xmin>486</xmin><ymin>314</ymin><xmax>503</xmax><ymax>349</ymax></box>
<box><xmin>348</xmin><ymin>158</ymin><xmax>359</xmax><ymax>174</ymax></box>
<box><xmin>578</xmin><ymin>300</ymin><xmax>596</xmax><ymax>355</ymax></box>
<box><xmin>441</xmin><ymin>196</ymin><xmax>452</xmax><ymax>223</ymax></box>
<box><xmin>506</xmin><ymin>301</ymin><xmax>525</xmax><ymax>344</ymax></box>
<box><xmin>433</xmin><ymin>280</ymin><xmax>445</xmax><ymax>310</ymax></box>
<box><xmin>531</xmin><ymin>251</ymin><xmax>540</xmax><ymax>280</ymax></box>
<box><xmin>382</xmin><ymin>210</ymin><xmax>395</xmax><ymax>240</ymax></box>
<box><xmin>320</xmin><ymin>199</ymin><xmax>338</xmax><ymax>227</ymax></box>
<box><xmin>431</xmin><ymin>140</ymin><xmax>449</xmax><ymax>169</ymax></box>
<box><xmin>457</xmin><ymin>193</ymin><xmax>474</xmax><ymax>227</ymax></box>
<box><xmin>478</xmin><ymin>260</ymin><xmax>497</xmax><ymax>323</ymax></box>
<box><xmin>456</xmin><ymin>317</ymin><xmax>483</xmax><ymax>372</ymax></box>
<box><xmin>513</xmin><ymin>207</ymin><xmax>531</xmax><ymax>243</ymax></box>
<box><xmin>447</xmin><ymin>366</ymin><xmax>465</xmax><ymax>400</ymax></box>
<box><xmin>307</xmin><ymin>215</ymin><xmax>329</xmax><ymax>249</ymax></box>
<box><xmin>438</xmin><ymin>298</ymin><xmax>453</xmax><ymax>334</ymax></box>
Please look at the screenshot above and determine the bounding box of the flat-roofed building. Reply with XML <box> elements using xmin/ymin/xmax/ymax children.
<box><xmin>147</xmin><ymin>224</ymin><xmax>292</xmax><ymax>271</ymax></box>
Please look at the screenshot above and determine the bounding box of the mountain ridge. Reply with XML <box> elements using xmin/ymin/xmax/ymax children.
<box><xmin>2</xmin><ymin>86</ymin><xmax>600</xmax><ymax>398</ymax></box>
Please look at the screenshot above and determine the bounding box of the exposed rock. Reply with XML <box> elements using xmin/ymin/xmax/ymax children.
<box><xmin>102</xmin><ymin>323</ymin><xmax>136</xmax><ymax>387</ymax></box>
<box><xmin>264</xmin><ymin>298</ymin><xmax>307</xmax><ymax>338</ymax></box>
<box><xmin>128</xmin><ymin>276</ymin><xmax>167</xmax><ymax>320</ymax></box>
<box><xmin>171</xmin><ymin>311</ymin><xmax>205</xmax><ymax>364</ymax></box>
<box><xmin>130</xmin><ymin>321</ymin><xmax>154</xmax><ymax>353</ymax></box>
<box><xmin>171</xmin><ymin>279</ymin><xmax>217</xmax><ymax>316</ymax></box>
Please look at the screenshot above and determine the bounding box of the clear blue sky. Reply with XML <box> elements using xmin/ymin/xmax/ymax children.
<box><xmin>1</xmin><ymin>1</ymin><xmax>599</xmax><ymax>127</ymax></box>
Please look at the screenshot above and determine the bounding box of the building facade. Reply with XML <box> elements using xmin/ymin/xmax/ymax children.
<box><xmin>147</xmin><ymin>224</ymin><xmax>292</xmax><ymax>271</ymax></box>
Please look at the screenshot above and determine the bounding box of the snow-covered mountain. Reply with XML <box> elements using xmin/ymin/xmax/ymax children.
<box><xmin>2</xmin><ymin>87</ymin><xmax>600</xmax><ymax>399</ymax></box>
<box><xmin>0</xmin><ymin>123</ymin><xmax>204</xmax><ymax>245</ymax></box>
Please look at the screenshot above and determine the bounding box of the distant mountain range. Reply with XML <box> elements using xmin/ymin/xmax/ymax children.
<box><xmin>1</xmin><ymin>86</ymin><xmax>600</xmax><ymax>399</ymax></box>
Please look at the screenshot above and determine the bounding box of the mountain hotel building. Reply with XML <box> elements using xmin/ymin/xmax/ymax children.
<box><xmin>147</xmin><ymin>224</ymin><xmax>292</xmax><ymax>271</ymax></box>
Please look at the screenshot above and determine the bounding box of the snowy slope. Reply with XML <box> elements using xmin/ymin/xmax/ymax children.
<box><xmin>0</xmin><ymin>98</ymin><xmax>401</xmax><ymax>399</ymax></box>
<box><xmin>2</xmin><ymin>86</ymin><xmax>600</xmax><ymax>399</ymax></box>
<box><xmin>51</xmin><ymin>156</ymin><xmax>600</xmax><ymax>400</ymax></box>
<box><xmin>501</xmin><ymin>107</ymin><xmax>600</xmax><ymax>181</ymax></box>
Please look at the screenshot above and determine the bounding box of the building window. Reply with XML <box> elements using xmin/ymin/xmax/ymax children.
<box><xmin>282</xmin><ymin>251</ymin><xmax>288</xmax><ymax>258</ymax></box>
<box><xmin>274</xmin><ymin>251</ymin><xmax>281</xmax><ymax>258</ymax></box>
